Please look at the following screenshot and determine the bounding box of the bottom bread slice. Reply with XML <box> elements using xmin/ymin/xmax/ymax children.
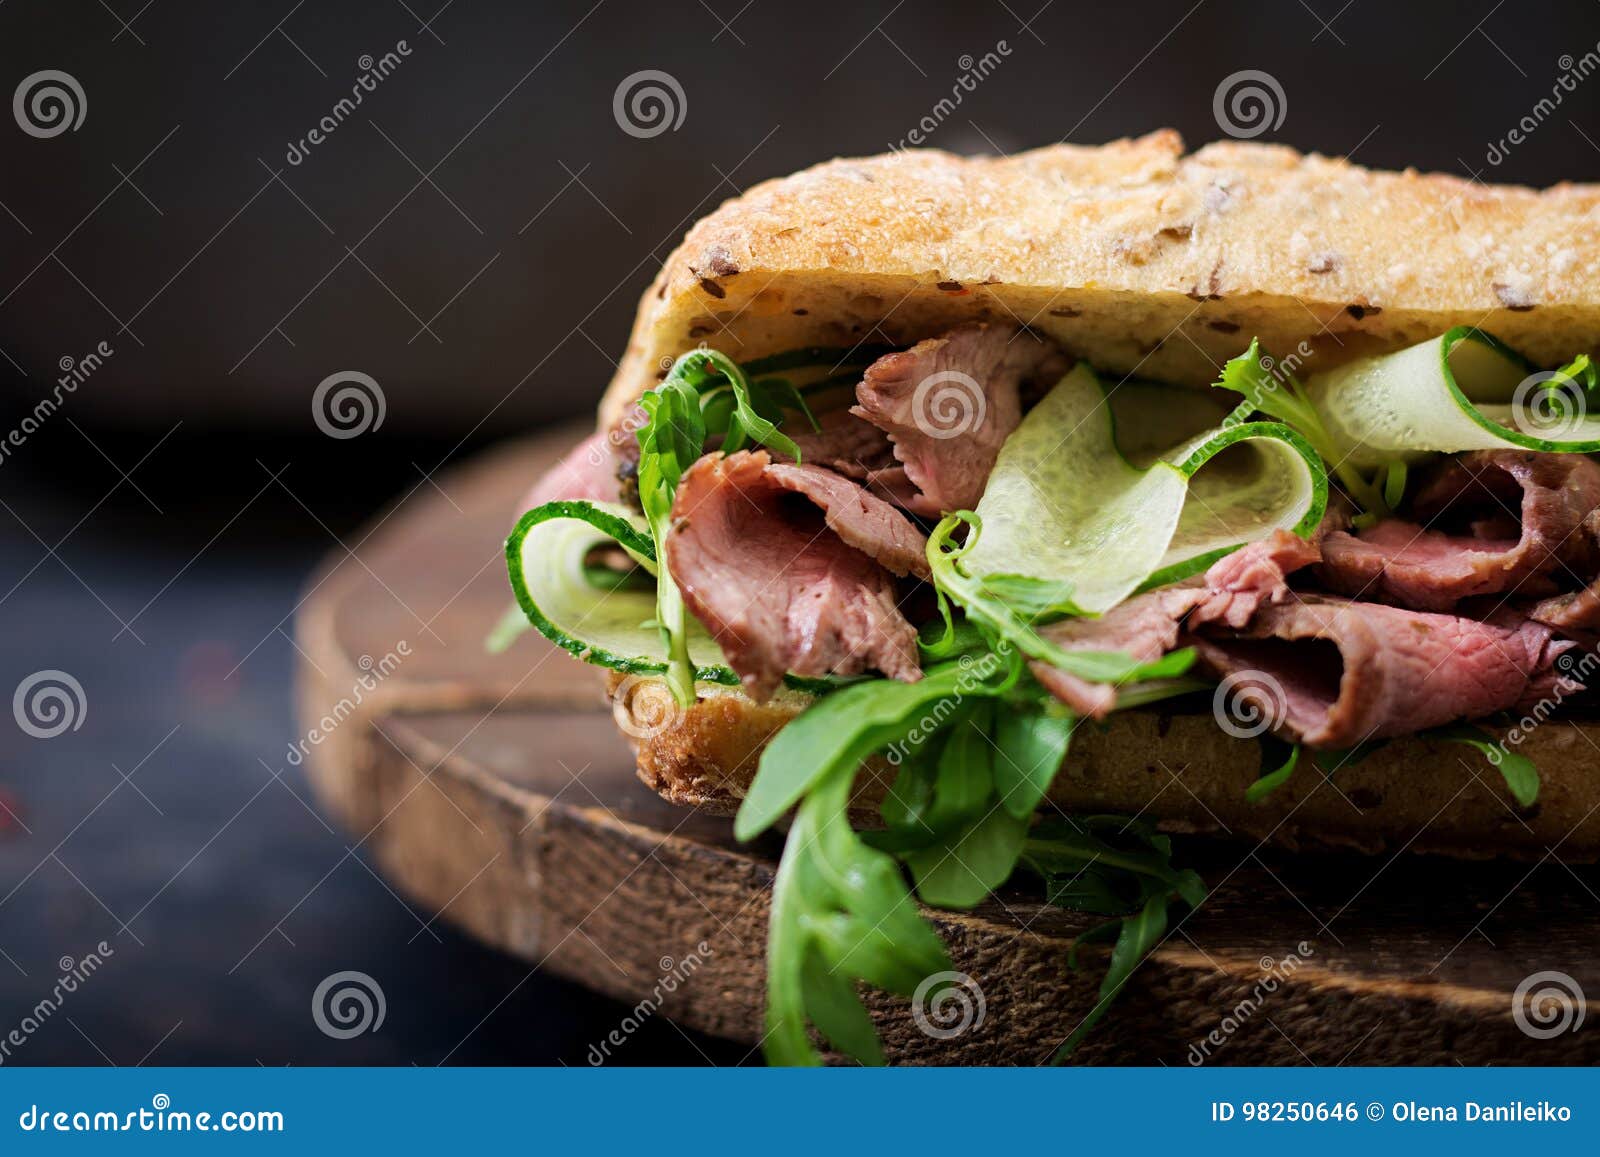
<box><xmin>609</xmin><ymin>677</ymin><xmax>1600</xmax><ymax>862</ymax></box>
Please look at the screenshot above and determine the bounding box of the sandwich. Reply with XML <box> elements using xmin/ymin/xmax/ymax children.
<box><xmin>500</xmin><ymin>131</ymin><xmax>1600</xmax><ymax>1064</ymax></box>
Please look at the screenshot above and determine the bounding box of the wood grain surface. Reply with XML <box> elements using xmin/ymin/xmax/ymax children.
<box><xmin>294</xmin><ymin>426</ymin><xmax>1600</xmax><ymax>1064</ymax></box>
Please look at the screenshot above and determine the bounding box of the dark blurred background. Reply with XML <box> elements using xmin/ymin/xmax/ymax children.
<box><xmin>1</xmin><ymin>0</ymin><xmax>1598</xmax><ymax>1065</ymax></box>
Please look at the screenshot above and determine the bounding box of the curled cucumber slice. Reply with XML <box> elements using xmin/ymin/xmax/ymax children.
<box><xmin>1309</xmin><ymin>327</ymin><xmax>1600</xmax><ymax>470</ymax></box>
<box><xmin>964</xmin><ymin>364</ymin><xmax>1327</xmax><ymax>613</ymax></box>
<box><xmin>504</xmin><ymin>500</ymin><xmax>737</xmax><ymax>683</ymax></box>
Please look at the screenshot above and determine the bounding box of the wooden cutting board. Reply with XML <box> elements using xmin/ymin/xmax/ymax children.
<box><xmin>294</xmin><ymin>426</ymin><xmax>1600</xmax><ymax>1064</ymax></box>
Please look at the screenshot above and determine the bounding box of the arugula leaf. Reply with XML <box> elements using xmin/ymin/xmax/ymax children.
<box><xmin>1057</xmin><ymin>893</ymin><xmax>1170</xmax><ymax>1056</ymax></box>
<box><xmin>765</xmin><ymin>757</ymin><xmax>950</xmax><ymax>1066</ymax></box>
<box><xmin>746</xmin><ymin>645</ymin><xmax>1211</xmax><ymax>1064</ymax></box>
<box><xmin>977</xmin><ymin>573</ymin><xmax>1084</xmax><ymax>621</ymax></box>
<box><xmin>695</xmin><ymin>349</ymin><xmax>802</xmax><ymax>459</ymax></box>
<box><xmin>1545</xmin><ymin>352</ymin><xmax>1597</xmax><ymax>395</ymax></box>
<box><xmin>634</xmin><ymin>375</ymin><xmax>707</xmax><ymax>705</ymax></box>
<box><xmin>484</xmin><ymin>601</ymin><xmax>531</xmax><ymax>654</ymax></box>
<box><xmin>1429</xmin><ymin>723</ymin><xmax>1540</xmax><ymax>808</ymax></box>
<box><xmin>735</xmin><ymin>658</ymin><xmax>1013</xmax><ymax>841</ymax></box>
<box><xmin>1310</xmin><ymin>738</ymin><xmax>1389</xmax><ymax>773</ymax></box>
<box><xmin>927</xmin><ymin>512</ymin><xmax>1197</xmax><ymax>685</ymax></box>
<box><xmin>992</xmin><ymin>706</ymin><xmax>1075</xmax><ymax>818</ymax></box>
<box><xmin>1245</xmin><ymin>736</ymin><xmax>1302</xmax><ymax>803</ymax></box>
<box><xmin>1013</xmin><ymin>817</ymin><xmax>1205</xmax><ymax>1061</ymax></box>
<box><xmin>894</xmin><ymin>702</ymin><xmax>1034</xmax><ymax>906</ymax></box>
<box><xmin>748</xmin><ymin>377</ymin><xmax>822</xmax><ymax>432</ymax></box>
<box><xmin>1382</xmin><ymin>458</ymin><xmax>1408</xmax><ymax>512</ymax></box>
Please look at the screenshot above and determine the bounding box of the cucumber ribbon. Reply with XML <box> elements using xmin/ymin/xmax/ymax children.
<box><xmin>504</xmin><ymin>499</ymin><xmax>741</xmax><ymax>684</ymax></box>
<box><xmin>958</xmin><ymin>363</ymin><xmax>1329</xmax><ymax>616</ymax></box>
<box><xmin>1307</xmin><ymin>327</ymin><xmax>1600</xmax><ymax>469</ymax></box>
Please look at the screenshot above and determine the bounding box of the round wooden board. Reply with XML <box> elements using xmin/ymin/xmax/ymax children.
<box><xmin>294</xmin><ymin>426</ymin><xmax>1600</xmax><ymax>1065</ymax></box>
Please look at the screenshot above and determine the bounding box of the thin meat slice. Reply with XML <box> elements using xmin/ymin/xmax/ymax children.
<box><xmin>1318</xmin><ymin>450</ymin><xmax>1600</xmax><ymax>611</ymax></box>
<box><xmin>1530</xmin><ymin>585</ymin><xmax>1600</xmax><ymax>632</ymax></box>
<box><xmin>1030</xmin><ymin>526</ymin><xmax>1332</xmax><ymax>718</ymax></box>
<box><xmin>601</xmin><ymin>403</ymin><xmax>650</xmax><ymax>503</ymax></box>
<box><xmin>1189</xmin><ymin>595</ymin><xmax>1569</xmax><ymax>749</ymax></box>
<box><xmin>760</xmin><ymin>459</ymin><xmax>932</xmax><ymax>580</ymax></box>
<box><xmin>784</xmin><ymin>406</ymin><xmax>900</xmax><ymax>480</ymax></box>
<box><xmin>1030</xmin><ymin>584</ymin><xmax>1203</xmax><ymax>718</ymax></box>
<box><xmin>1190</xmin><ymin>529</ymin><xmax>1326</xmax><ymax>630</ymax></box>
<box><xmin>851</xmin><ymin>323</ymin><xmax>1066</xmax><ymax>516</ymax></box>
<box><xmin>666</xmin><ymin>451</ymin><xmax>926</xmax><ymax>700</ymax></box>
<box><xmin>520</xmin><ymin>430</ymin><xmax>624</xmax><ymax>511</ymax></box>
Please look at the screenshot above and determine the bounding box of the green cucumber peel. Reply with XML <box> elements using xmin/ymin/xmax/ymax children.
<box><xmin>505</xmin><ymin>500</ymin><xmax>733</xmax><ymax>683</ymax></box>
<box><xmin>1211</xmin><ymin>338</ymin><xmax>1390</xmax><ymax>522</ymax></box>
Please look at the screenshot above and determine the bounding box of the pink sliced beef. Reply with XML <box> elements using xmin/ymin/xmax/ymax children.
<box><xmin>1188</xmin><ymin>595</ymin><xmax>1572</xmax><ymax>749</ymax></box>
<box><xmin>520</xmin><ymin>430</ymin><xmax>625</xmax><ymax>510</ymax></box>
<box><xmin>666</xmin><ymin>451</ymin><xmax>927</xmax><ymax>700</ymax></box>
<box><xmin>1030</xmin><ymin>529</ymin><xmax>1325</xmax><ymax>718</ymax></box>
<box><xmin>1030</xmin><ymin>584</ymin><xmax>1204</xmax><ymax>719</ymax></box>
<box><xmin>1318</xmin><ymin>450</ymin><xmax>1600</xmax><ymax>611</ymax></box>
<box><xmin>784</xmin><ymin>406</ymin><xmax>899</xmax><ymax>480</ymax></box>
<box><xmin>851</xmin><ymin>323</ymin><xmax>1066</xmax><ymax>517</ymax></box>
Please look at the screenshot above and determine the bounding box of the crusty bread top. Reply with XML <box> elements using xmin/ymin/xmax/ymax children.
<box><xmin>599</xmin><ymin>130</ymin><xmax>1600</xmax><ymax>428</ymax></box>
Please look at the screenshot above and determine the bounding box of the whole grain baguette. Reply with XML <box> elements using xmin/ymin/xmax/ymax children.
<box><xmin>611</xmin><ymin>677</ymin><xmax>1600</xmax><ymax>862</ymax></box>
<box><xmin>586</xmin><ymin>132</ymin><xmax>1600</xmax><ymax>861</ymax></box>
<box><xmin>599</xmin><ymin>130</ymin><xmax>1600</xmax><ymax>429</ymax></box>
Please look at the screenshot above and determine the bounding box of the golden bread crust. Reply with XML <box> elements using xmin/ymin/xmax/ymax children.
<box><xmin>601</xmin><ymin>131</ymin><xmax>1600</xmax><ymax>427</ymax></box>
